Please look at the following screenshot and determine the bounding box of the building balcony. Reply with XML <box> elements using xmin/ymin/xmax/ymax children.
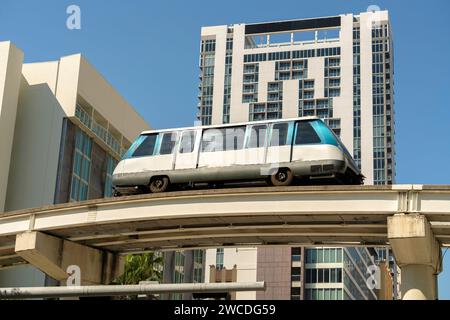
<box><xmin>267</xmin><ymin>87</ymin><xmax>280</xmax><ymax>93</ymax></box>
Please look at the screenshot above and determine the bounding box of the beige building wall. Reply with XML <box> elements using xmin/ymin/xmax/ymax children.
<box><xmin>283</xmin><ymin>80</ymin><xmax>299</xmax><ymax>118</ymax></box>
<box><xmin>5</xmin><ymin>73</ymin><xmax>66</xmax><ymax>211</ymax></box>
<box><xmin>308</xmin><ymin>57</ymin><xmax>325</xmax><ymax>99</ymax></box>
<box><xmin>4</xmin><ymin>53</ymin><xmax>150</xmax><ymax>212</ymax></box>
<box><xmin>205</xmin><ymin>247</ymin><xmax>257</xmax><ymax>300</ymax></box>
<box><xmin>0</xmin><ymin>42</ymin><xmax>24</xmax><ymax>213</ymax></box>
<box><xmin>359</xmin><ymin>13</ymin><xmax>375</xmax><ymax>184</ymax></box>
<box><xmin>258</xmin><ymin>61</ymin><xmax>275</xmax><ymax>104</ymax></box>
<box><xmin>77</xmin><ymin>56</ymin><xmax>149</xmax><ymax>140</ymax></box>
<box><xmin>332</xmin><ymin>14</ymin><xmax>354</xmax><ymax>154</ymax></box>
<box><xmin>229</xmin><ymin>24</ymin><xmax>246</xmax><ymax>123</ymax></box>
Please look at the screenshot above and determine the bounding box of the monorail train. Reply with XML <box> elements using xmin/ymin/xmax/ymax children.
<box><xmin>112</xmin><ymin>117</ymin><xmax>363</xmax><ymax>194</ymax></box>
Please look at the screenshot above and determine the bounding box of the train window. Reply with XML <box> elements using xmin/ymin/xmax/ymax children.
<box><xmin>224</xmin><ymin>126</ymin><xmax>246</xmax><ymax>151</ymax></box>
<box><xmin>159</xmin><ymin>132</ymin><xmax>177</xmax><ymax>155</ymax></box>
<box><xmin>202</xmin><ymin>128</ymin><xmax>224</xmax><ymax>152</ymax></box>
<box><xmin>247</xmin><ymin>125</ymin><xmax>267</xmax><ymax>148</ymax></box>
<box><xmin>179</xmin><ymin>131</ymin><xmax>196</xmax><ymax>153</ymax></box>
<box><xmin>132</xmin><ymin>134</ymin><xmax>157</xmax><ymax>157</ymax></box>
<box><xmin>201</xmin><ymin>126</ymin><xmax>246</xmax><ymax>152</ymax></box>
<box><xmin>270</xmin><ymin>123</ymin><xmax>289</xmax><ymax>146</ymax></box>
<box><xmin>295</xmin><ymin>121</ymin><xmax>321</xmax><ymax>145</ymax></box>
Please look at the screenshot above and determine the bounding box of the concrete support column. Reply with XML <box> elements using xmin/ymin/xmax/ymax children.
<box><xmin>400</xmin><ymin>265</ymin><xmax>437</xmax><ymax>300</ymax></box>
<box><xmin>15</xmin><ymin>231</ymin><xmax>123</xmax><ymax>285</ymax></box>
<box><xmin>387</xmin><ymin>214</ymin><xmax>441</xmax><ymax>300</ymax></box>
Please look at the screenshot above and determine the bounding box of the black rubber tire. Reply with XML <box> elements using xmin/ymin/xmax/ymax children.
<box><xmin>270</xmin><ymin>169</ymin><xmax>294</xmax><ymax>186</ymax></box>
<box><xmin>149</xmin><ymin>176</ymin><xmax>170</xmax><ymax>193</ymax></box>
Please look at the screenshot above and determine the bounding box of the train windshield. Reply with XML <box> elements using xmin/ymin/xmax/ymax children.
<box><xmin>123</xmin><ymin>133</ymin><xmax>157</xmax><ymax>159</ymax></box>
<box><xmin>310</xmin><ymin>120</ymin><xmax>354</xmax><ymax>161</ymax></box>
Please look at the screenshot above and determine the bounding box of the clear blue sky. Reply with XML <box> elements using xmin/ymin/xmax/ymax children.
<box><xmin>1</xmin><ymin>0</ymin><xmax>449</xmax><ymax>299</ymax></box>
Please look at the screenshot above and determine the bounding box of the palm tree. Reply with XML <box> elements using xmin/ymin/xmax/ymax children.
<box><xmin>112</xmin><ymin>252</ymin><xmax>163</xmax><ymax>299</ymax></box>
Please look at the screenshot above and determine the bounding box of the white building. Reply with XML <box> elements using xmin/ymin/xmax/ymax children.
<box><xmin>0</xmin><ymin>41</ymin><xmax>150</xmax><ymax>286</ymax></box>
<box><xmin>199</xmin><ymin>11</ymin><xmax>396</xmax><ymax>299</ymax></box>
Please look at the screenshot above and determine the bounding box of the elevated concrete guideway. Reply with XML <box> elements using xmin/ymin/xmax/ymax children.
<box><xmin>1</xmin><ymin>185</ymin><xmax>450</xmax><ymax>254</ymax></box>
<box><xmin>0</xmin><ymin>184</ymin><xmax>449</xmax><ymax>299</ymax></box>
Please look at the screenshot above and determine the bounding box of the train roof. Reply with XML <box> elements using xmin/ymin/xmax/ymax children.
<box><xmin>140</xmin><ymin>116</ymin><xmax>320</xmax><ymax>135</ymax></box>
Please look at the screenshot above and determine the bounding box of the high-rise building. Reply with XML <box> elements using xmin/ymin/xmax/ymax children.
<box><xmin>0</xmin><ymin>41</ymin><xmax>150</xmax><ymax>286</ymax></box>
<box><xmin>162</xmin><ymin>249</ymin><xmax>206</xmax><ymax>300</ymax></box>
<box><xmin>258</xmin><ymin>246</ymin><xmax>379</xmax><ymax>300</ymax></box>
<box><xmin>199</xmin><ymin>11</ymin><xmax>396</xmax><ymax>300</ymax></box>
<box><xmin>198</xmin><ymin>10</ymin><xmax>395</xmax><ymax>184</ymax></box>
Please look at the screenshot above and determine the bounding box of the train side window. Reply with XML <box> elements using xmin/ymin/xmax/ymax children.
<box><xmin>224</xmin><ymin>126</ymin><xmax>246</xmax><ymax>151</ymax></box>
<box><xmin>295</xmin><ymin>121</ymin><xmax>321</xmax><ymax>145</ymax></box>
<box><xmin>270</xmin><ymin>123</ymin><xmax>289</xmax><ymax>146</ymax></box>
<box><xmin>132</xmin><ymin>134</ymin><xmax>157</xmax><ymax>157</ymax></box>
<box><xmin>201</xmin><ymin>128</ymin><xmax>224</xmax><ymax>152</ymax></box>
<box><xmin>247</xmin><ymin>125</ymin><xmax>267</xmax><ymax>148</ymax></box>
<box><xmin>179</xmin><ymin>131</ymin><xmax>196</xmax><ymax>154</ymax></box>
<box><xmin>159</xmin><ymin>132</ymin><xmax>177</xmax><ymax>155</ymax></box>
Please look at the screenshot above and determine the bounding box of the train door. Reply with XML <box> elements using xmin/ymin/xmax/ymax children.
<box><xmin>198</xmin><ymin>125</ymin><xmax>246</xmax><ymax>170</ymax></box>
<box><xmin>152</xmin><ymin>132</ymin><xmax>178</xmax><ymax>170</ymax></box>
<box><xmin>239</xmin><ymin>124</ymin><xmax>268</xmax><ymax>166</ymax></box>
<box><xmin>175</xmin><ymin>129</ymin><xmax>201</xmax><ymax>170</ymax></box>
<box><xmin>266</xmin><ymin>122</ymin><xmax>294</xmax><ymax>168</ymax></box>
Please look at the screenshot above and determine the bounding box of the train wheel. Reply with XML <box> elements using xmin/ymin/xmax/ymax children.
<box><xmin>270</xmin><ymin>169</ymin><xmax>294</xmax><ymax>186</ymax></box>
<box><xmin>149</xmin><ymin>176</ymin><xmax>170</xmax><ymax>193</ymax></box>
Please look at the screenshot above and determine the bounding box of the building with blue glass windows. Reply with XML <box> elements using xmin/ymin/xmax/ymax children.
<box><xmin>0</xmin><ymin>41</ymin><xmax>149</xmax><ymax>287</ymax></box>
<box><xmin>200</xmin><ymin>11</ymin><xmax>397</xmax><ymax>300</ymax></box>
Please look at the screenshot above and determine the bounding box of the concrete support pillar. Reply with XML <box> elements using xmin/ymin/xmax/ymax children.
<box><xmin>15</xmin><ymin>231</ymin><xmax>123</xmax><ymax>285</ymax></box>
<box><xmin>387</xmin><ymin>214</ymin><xmax>441</xmax><ymax>300</ymax></box>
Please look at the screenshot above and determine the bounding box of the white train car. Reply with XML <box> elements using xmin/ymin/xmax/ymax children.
<box><xmin>112</xmin><ymin>117</ymin><xmax>362</xmax><ymax>194</ymax></box>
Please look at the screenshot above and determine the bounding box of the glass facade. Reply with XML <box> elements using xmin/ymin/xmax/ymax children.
<box><xmin>353</xmin><ymin>27</ymin><xmax>361</xmax><ymax>169</ymax></box>
<box><xmin>372</xmin><ymin>24</ymin><xmax>393</xmax><ymax>184</ymax></box>
<box><xmin>198</xmin><ymin>39</ymin><xmax>216</xmax><ymax>125</ymax></box>
<box><xmin>216</xmin><ymin>248</ymin><xmax>224</xmax><ymax>269</ymax></box>
<box><xmin>104</xmin><ymin>155</ymin><xmax>118</xmax><ymax>197</ymax></box>
<box><xmin>305</xmin><ymin>268</ymin><xmax>342</xmax><ymax>283</ymax></box>
<box><xmin>223</xmin><ymin>37</ymin><xmax>233</xmax><ymax>124</ymax></box>
<box><xmin>289</xmin><ymin>247</ymin><xmax>377</xmax><ymax>300</ymax></box>
<box><xmin>305</xmin><ymin>248</ymin><xmax>342</xmax><ymax>264</ymax></box>
<box><xmin>242</xmin><ymin>63</ymin><xmax>259</xmax><ymax>104</ymax></box>
<box><xmin>193</xmin><ymin>250</ymin><xmax>204</xmax><ymax>283</ymax></box>
<box><xmin>171</xmin><ymin>251</ymin><xmax>185</xmax><ymax>300</ymax></box>
<box><xmin>70</xmin><ymin>128</ymin><xmax>92</xmax><ymax>202</ymax></box>
<box><xmin>305</xmin><ymin>288</ymin><xmax>343</xmax><ymax>300</ymax></box>
<box><xmin>74</xmin><ymin>104</ymin><xmax>129</xmax><ymax>157</ymax></box>
<box><xmin>343</xmin><ymin>247</ymin><xmax>377</xmax><ymax>300</ymax></box>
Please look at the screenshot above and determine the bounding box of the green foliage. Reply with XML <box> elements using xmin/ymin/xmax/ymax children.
<box><xmin>113</xmin><ymin>252</ymin><xmax>163</xmax><ymax>285</ymax></box>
